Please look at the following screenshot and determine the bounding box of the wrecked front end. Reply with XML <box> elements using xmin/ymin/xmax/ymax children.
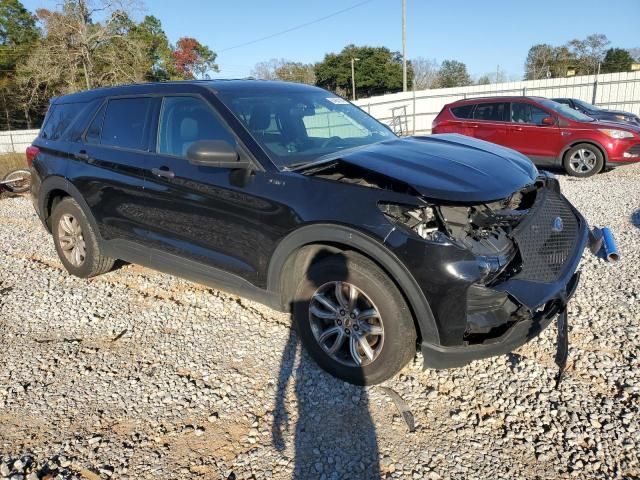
<box><xmin>379</xmin><ymin>172</ymin><xmax>590</xmax><ymax>369</ymax></box>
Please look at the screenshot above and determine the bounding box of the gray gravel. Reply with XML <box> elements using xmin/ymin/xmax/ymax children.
<box><xmin>1</xmin><ymin>164</ymin><xmax>639</xmax><ymax>479</ymax></box>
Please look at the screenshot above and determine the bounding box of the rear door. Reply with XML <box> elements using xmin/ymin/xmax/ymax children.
<box><xmin>448</xmin><ymin>103</ymin><xmax>476</xmax><ymax>136</ymax></box>
<box><xmin>505</xmin><ymin>101</ymin><xmax>562</xmax><ymax>165</ymax></box>
<box><xmin>467</xmin><ymin>101</ymin><xmax>510</xmax><ymax>146</ymax></box>
<box><xmin>73</xmin><ymin>96</ymin><xmax>160</xmax><ymax>248</ymax></box>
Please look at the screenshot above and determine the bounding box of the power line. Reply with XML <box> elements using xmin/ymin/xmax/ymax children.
<box><xmin>218</xmin><ymin>0</ymin><xmax>376</xmax><ymax>53</ymax></box>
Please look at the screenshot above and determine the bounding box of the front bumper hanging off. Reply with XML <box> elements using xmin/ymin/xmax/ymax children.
<box><xmin>421</xmin><ymin>185</ymin><xmax>613</xmax><ymax>371</ymax></box>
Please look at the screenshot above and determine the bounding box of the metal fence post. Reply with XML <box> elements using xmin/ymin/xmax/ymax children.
<box><xmin>412</xmin><ymin>89</ymin><xmax>416</xmax><ymax>135</ymax></box>
<box><xmin>523</xmin><ymin>87</ymin><xmax>527</xmax><ymax>96</ymax></box>
<box><xmin>592</xmin><ymin>63</ymin><xmax>600</xmax><ymax>105</ymax></box>
<box><xmin>8</xmin><ymin>129</ymin><xmax>15</xmax><ymax>153</ymax></box>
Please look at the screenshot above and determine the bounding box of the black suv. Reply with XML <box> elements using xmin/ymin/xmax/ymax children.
<box><xmin>29</xmin><ymin>80</ymin><xmax>592</xmax><ymax>385</ymax></box>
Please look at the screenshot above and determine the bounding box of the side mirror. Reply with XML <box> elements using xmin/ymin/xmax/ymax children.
<box><xmin>186</xmin><ymin>140</ymin><xmax>251</xmax><ymax>169</ymax></box>
<box><xmin>541</xmin><ymin>116</ymin><xmax>556</xmax><ymax>126</ymax></box>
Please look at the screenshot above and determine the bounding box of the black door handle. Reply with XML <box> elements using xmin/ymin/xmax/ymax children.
<box><xmin>152</xmin><ymin>167</ymin><xmax>175</xmax><ymax>179</ymax></box>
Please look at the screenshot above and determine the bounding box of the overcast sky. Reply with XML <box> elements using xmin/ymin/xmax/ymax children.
<box><xmin>21</xmin><ymin>0</ymin><xmax>640</xmax><ymax>80</ymax></box>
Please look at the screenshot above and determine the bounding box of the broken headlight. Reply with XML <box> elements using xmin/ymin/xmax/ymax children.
<box><xmin>380</xmin><ymin>201</ymin><xmax>521</xmax><ymax>284</ymax></box>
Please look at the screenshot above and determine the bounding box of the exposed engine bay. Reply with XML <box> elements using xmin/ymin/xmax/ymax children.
<box><xmin>379</xmin><ymin>183</ymin><xmax>541</xmax><ymax>286</ymax></box>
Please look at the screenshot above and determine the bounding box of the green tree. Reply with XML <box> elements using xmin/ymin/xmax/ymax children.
<box><xmin>601</xmin><ymin>48</ymin><xmax>634</xmax><ymax>73</ymax></box>
<box><xmin>437</xmin><ymin>60</ymin><xmax>471</xmax><ymax>88</ymax></box>
<box><xmin>0</xmin><ymin>0</ymin><xmax>39</xmax><ymax>129</ymax></box>
<box><xmin>314</xmin><ymin>44</ymin><xmax>412</xmax><ymax>99</ymax></box>
<box><xmin>129</xmin><ymin>15</ymin><xmax>176</xmax><ymax>81</ymax></box>
<box><xmin>476</xmin><ymin>74</ymin><xmax>491</xmax><ymax>85</ymax></box>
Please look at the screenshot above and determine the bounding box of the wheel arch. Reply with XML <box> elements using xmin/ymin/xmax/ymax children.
<box><xmin>267</xmin><ymin>224</ymin><xmax>440</xmax><ymax>345</ymax></box>
<box><xmin>39</xmin><ymin>177</ymin><xmax>101</xmax><ymax>238</ymax></box>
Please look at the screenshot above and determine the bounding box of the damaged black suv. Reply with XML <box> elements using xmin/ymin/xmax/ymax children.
<box><xmin>30</xmin><ymin>80</ymin><xmax>591</xmax><ymax>385</ymax></box>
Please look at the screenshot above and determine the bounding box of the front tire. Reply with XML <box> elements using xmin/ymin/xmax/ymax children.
<box><xmin>563</xmin><ymin>144</ymin><xmax>604</xmax><ymax>178</ymax></box>
<box><xmin>293</xmin><ymin>252</ymin><xmax>416</xmax><ymax>385</ymax></box>
<box><xmin>51</xmin><ymin>197</ymin><xmax>115</xmax><ymax>278</ymax></box>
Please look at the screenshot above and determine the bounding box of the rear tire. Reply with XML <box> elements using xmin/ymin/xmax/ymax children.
<box><xmin>51</xmin><ymin>197</ymin><xmax>115</xmax><ymax>278</ymax></box>
<box><xmin>563</xmin><ymin>144</ymin><xmax>603</xmax><ymax>178</ymax></box>
<box><xmin>293</xmin><ymin>252</ymin><xmax>416</xmax><ymax>385</ymax></box>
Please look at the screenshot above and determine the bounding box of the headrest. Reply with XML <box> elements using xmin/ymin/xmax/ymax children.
<box><xmin>180</xmin><ymin>117</ymin><xmax>199</xmax><ymax>141</ymax></box>
<box><xmin>249</xmin><ymin>104</ymin><xmax>271</xmax><ymax>131</ymax></box>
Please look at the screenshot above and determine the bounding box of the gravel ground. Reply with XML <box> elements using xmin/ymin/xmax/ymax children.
<box><xmin>1</xmin><ymin>165</ymin><xmax>639</xmax><ymax>480</ymax></box>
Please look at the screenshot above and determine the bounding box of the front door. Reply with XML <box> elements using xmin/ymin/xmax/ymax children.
<box><xmin>505</xmin><ymin>101</ymin><xmax>562</xmax><ymax>165</ymax></box>
<box><xmin>140</xmin><ymin>95</ymin><xmax>284</xmax><ymax>285</ymax></box>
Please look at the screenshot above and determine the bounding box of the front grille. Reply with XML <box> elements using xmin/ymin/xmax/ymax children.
<box><xmin>511</xmin><ymin>188</ymin><xmax>580</xmax><ymax>283</ymax></box>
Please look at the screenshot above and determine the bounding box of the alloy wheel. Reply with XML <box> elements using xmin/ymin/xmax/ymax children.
<box><xmin>308</xmin><ymin>281</ymin><xmax>385</xmax><ymax>367</ymax></box>
<box><xmin>57</xmin><ymin>214</ymin><xmax>87</xmax><ymax>267</ymax></box>
<box><xmin>568</xmin><ymin>149</ymin><xmax>597</xmax><ymax>174</ymax></box>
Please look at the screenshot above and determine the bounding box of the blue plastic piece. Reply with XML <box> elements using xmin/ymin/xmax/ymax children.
<box><xmin>601</xmin><ymin>227</ymin><xmax>620</xmax><ymax>262</ymax></box>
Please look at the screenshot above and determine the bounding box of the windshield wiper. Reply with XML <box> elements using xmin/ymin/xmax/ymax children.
<box><xmin>282</xmin><ymin>144</ymin><xmax>375</xmax><ymax>172</ymax></box>
<box><xmin>283</xmin><ymin>157</ymin><xmax>338</xmax><ymax>172</ymax></box>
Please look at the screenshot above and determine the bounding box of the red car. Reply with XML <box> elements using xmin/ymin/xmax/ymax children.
<box><xmin>432</xmin><ymin>96</ymin><xmax>640</xmax><ymax>177</ymax></box>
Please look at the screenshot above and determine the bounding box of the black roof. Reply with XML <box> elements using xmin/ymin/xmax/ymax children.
<box><xmin>52</xmin><ymin>79</ymin><xmax>326</xmax><ymax>104</ymax></box>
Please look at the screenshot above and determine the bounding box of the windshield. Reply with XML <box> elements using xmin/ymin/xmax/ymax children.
<box><xmin>539</xmin><ymin>99</ymin><xmax>595</xmax><ymax>122</ymax></box>
<box><xmin>217</xmin><ymin>89</ymin><xmax>395</xmax><ymax>168</ymax></box>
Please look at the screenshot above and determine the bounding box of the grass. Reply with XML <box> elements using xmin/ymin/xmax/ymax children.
<box><xmin>0</xmin><ymin>153</ymin><xmax>27</xmax><ymax>179</ymax></box>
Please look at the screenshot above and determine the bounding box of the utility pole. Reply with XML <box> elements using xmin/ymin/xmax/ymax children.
<box><xmin>402</xmin><ymin>0</ymin><xmax>407</xmax><ymax>92</ymax></box>
<box><xmin>351</xmin><ymin>57</ymin><xmax>360</xmax><ymax>101</ymax></box>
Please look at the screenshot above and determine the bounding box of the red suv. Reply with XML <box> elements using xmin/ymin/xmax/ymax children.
<box><xmin>432</xmin><ymin>96</ymin><xmax>640</xmax><ymax>177</ymax></box>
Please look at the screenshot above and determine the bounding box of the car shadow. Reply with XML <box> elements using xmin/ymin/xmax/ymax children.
<box><xmin>631</xmin><ymin>209</ymin><xmax>640</xmax><ymax>229</ymax></box>
<box><xmin>273</xmin><ymin>252</ymin><xmax>381</xmax><ymax>479</ymax></box>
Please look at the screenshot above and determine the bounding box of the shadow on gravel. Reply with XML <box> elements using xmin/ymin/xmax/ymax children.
<box><xmin>273</xmin><ymin>252</ymin><xmax>380</xmax><ymax>479</ymax></box>
<box><xmin>631</xmin><ymin>209</ymin><xmax>640</xmax><ymax>229</ymax></box>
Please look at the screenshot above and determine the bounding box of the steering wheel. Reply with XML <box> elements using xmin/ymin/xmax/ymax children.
<box><xmin>320</xmin><ymin>136</ymin><xmax>342</xmax><ymax>148</ymax></box>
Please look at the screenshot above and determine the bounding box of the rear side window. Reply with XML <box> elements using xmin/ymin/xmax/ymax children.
<box><xmin>473</xmin><ymin>102</ymin><xmax>508</xmax><ymax>121</ymax></box>
<box><xmin>450</xmin><ymin>104</ymin><xmax>474</xmax><ymax>119</ymax></box>
<box><xmin>40</xmin><ymin>102</ymin><xmax>87</xmax><ymax>140</ymax></box>
<box><xmin>92</xmin><ymin>97</ymin><xmax>154</xmax><ymax>150</ymax></box>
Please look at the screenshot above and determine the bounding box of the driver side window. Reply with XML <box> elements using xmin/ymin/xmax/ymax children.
<box><xmin>157</xmin><ymin>96</ymin><xmax>236</xmax><ymax>158</ymax></box>
<box><xmin>511</xmin><ymin>103</ymin><xmax>550</xmax><ymax>126</ymax></box>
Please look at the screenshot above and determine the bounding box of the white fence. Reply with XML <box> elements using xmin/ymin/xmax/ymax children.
<box><xmin>2</xmin><ymin>71</ymin><xmax>640</xmax><ymax>150</ymax></box>
<box><xmin>354</xmin><ymin>71</ymin><xmax>640</xmax><ymax>135</ymax></box>
<box><xmin>0</xmin><ymin>129</ymin><xmax>39</xmax><ymax>154</ymax></box>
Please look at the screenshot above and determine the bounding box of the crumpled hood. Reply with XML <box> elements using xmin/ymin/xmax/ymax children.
<box><xmin>335</xmin><ymin>134</ymin><xmax>538</xmax><ymax>202</ymax></box>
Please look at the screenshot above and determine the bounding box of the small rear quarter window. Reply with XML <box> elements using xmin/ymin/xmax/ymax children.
<box><xmin>40</xmin><ymin>102</ymin><xmax>87</xmax><ymax>140</ymax></box>
<box><xmin>450</xmin><ymin>104</ymin><xmax>474</xmax><ymax>119</ymax></box>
